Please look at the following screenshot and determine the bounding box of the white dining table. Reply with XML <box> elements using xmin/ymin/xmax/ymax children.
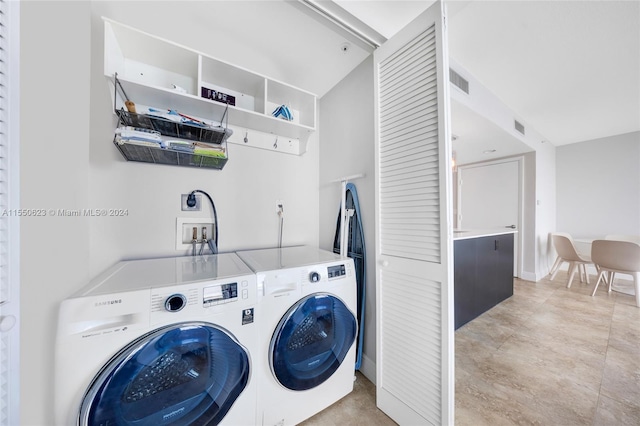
<box><xmin>573</xmin><ymin>238</ymin><xmax>595</xmax><ymax>257</ymax></box>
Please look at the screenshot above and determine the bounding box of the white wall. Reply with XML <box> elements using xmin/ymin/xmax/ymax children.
<box><xmin>522</xmin><ymin>151</ymin><xmax>537</xmax><ymax>277</ymax></box>
<box><xmin>534</xmin><ymin>140</ymin><xmax>557</xmax><ymax>278</ymax></box>
<box><xmin>20</xmin><ymin>2</ymin><xmax>92</xmax><ymax>424</ymax></box>
<box><xmin>556</xmin><ymin>131</ymin><xmax>640</xmax><ymax>238</ymax></box>
<box><xmin>88</xmin><ymin>1</ymin><xmax>320</xmax><ymax>276</ymax></box>
<box><xmin>21</xmin><ymin>2</ymin><xmax>321</xmax><ymax>425</ymax></box>
<box><xmin>318</xmin><ymin>56</ymin><xmax>376</xmax><ymax>382</ymax></box>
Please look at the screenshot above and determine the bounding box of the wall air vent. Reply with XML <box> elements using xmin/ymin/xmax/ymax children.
<box><xmin>514</xmin><ymin>120</ymin><xmax>525</xmax><ymax>135</ymax></box>
<box><xmin>449</xmin><ymin>68</ymin><xmax>469</xmax><ymax>94</ymax></box>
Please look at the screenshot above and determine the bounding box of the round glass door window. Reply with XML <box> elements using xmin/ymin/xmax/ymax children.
<box><xmin>79</xmin><ymin>322</ymin><xmax>250</xmax><ymax>425</ymax></box>
<box><xmin>270</xmin><ymin>293</ymin><xmax>356</xmax><ymax>391</ymax></box>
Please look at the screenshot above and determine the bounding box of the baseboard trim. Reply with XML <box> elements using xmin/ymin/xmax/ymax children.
<box><xmin>520</xmin><ymin>271</ymin><xmax>539</xmax><ymax>282</ymax></box>
<box><xmin>358</xmin><ymin>353</ymin><xmax>376</xmax><ymax>385</ymax></box>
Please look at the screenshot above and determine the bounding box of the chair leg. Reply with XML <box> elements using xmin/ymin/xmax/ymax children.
<box><xmin>608</xmin><ymin>272</ymin><xmax>615</xmax><ymax>292</ymax></box>
<box><xmin>633</xmin><ymin>273</ymin><xmax>639</xmax><ymax>308</ymax></box>
<box><xmin>592</xmin><ymin>271</ymin><xmax>605</xmax><ymax>296</ymax></box>
<box><xmin>579</xmin><ymin>264</ymin><xmax>585</xmax><ymax>283</ymax></box>
<box><xmin>567</xmin><ymin>262</ymin><xmax>578</xmax><ymax>288</ymax></box>
<box><xmin>584</xmin><ymin>264</ymin><xmax>590</xmax><ymax>284</ymax></box>
<box><xmin>596</xmin><ymin>265</ymin><xmax>609</xmax><ymax>286</ymax></box>
<box><xmin>550</xmin><ymin>259</ymin><xmax>564</xmax><ymax>281</ymax></box>
<box><xmin>549</xmin><ymin>256</ymin><xmax>563</xmax><ymax>278</ymax></box>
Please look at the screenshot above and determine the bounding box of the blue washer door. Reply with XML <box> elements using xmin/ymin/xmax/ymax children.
<box><xmin>270</xmin><ymin>293</ymin><xmax>356</xmax><ymax>391</ymax></box>
<box><xmin>79</xmin><ymin>322</ymin><xmax>250</xmax><ymax>426</ymax></box>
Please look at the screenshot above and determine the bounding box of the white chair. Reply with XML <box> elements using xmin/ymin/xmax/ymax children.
<box><xmin>550</xmin><ymin>233</ymin><xmax>593</xmax><ymax>288</ymax></box>
<box><xmin>591</xmin><ymin>239</ymin><xmax>640</xmax><ymax>307</ymax></box>
<box><xmin>600</xmin><ymin>235</ymin><xmax>640</xmax><ymax>285</ymax></box>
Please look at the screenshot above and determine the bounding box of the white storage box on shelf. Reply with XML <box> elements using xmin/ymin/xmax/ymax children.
<box><xmin>104</xmin><ymin>17</ymin><xmax>316</xmax><ymax>157</ymax></box>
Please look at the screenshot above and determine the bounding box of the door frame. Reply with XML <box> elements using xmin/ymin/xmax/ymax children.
<box><xmin>457</xmin><ymin>156</ymin><xmax>524</xmax><ymax>278</ymax></box>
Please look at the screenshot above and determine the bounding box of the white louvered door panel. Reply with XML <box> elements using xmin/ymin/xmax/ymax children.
<box><xmin>0</xmin><ymin>1</ymin><xmax>19</xmax><ymax>425</ymax></box>
<box><xmin>374</xmin><ymin>2</ymin><xmax>454</xmax><ymax>425</ymax></box>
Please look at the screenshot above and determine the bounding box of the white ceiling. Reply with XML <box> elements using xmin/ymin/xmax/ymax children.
<box><xmin>333</xmin><ymin>0</ymin><xmax>432</xmax><ymax>39</ymax></box>
<box><xmin>333</xmin><ymin>0</ymin><xmax>640</xmax><ymax>147</ymax></box>
<box><xmin>447</xmin><ymin>0</ymin><xmax>640</xmax><ymax>146</ymax></box>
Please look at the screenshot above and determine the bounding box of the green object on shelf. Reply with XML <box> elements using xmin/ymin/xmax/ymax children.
<box><xmin>193</xmin><ymin>148</ymin><xmax>226</xmax><ymax>158</ymax></box>
<box><xmin>114</xmin><ymin>138</ymin><xmax>228</xmax><ymax>170</ymax></box>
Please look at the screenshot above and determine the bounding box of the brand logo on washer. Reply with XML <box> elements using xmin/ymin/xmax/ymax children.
<box><xmin>242</xmin><ymin>308</ymin><xmax>254</xmax><ymax>325</ymax></box>
<box><xmin>94</xmin><ymin>299</ymin><xmax>122</xmax><ymax>307</ymax></box>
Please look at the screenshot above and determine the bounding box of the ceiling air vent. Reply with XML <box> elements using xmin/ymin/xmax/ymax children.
<box><xmin>514</xmin><ymin>120</ymin><xmax>526</xmax><ymax>135</ymax></box>
<box><xmin>449</xmin><ymin>68</ymin><xmax>469</xmax><ymax>94</ymax></box>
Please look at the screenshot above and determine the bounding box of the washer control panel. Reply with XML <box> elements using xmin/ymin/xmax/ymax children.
<box><xmin>203</xmin><ymin>282</ymin><xmax>238</xmax><ymax>307</ymax></box>
<box><xmin>327</xmin><ymin>264</ymin><xmax>347</xmax><ymax>280</ymax></box>
<box><xmin>150</xmin><ymin>275</ymin><xmax>255</xmax><ymax>323</ymax></box>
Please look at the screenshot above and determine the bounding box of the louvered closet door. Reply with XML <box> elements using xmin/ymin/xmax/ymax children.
<box><xmin>374</xmin><ymin>1</ymin><xmax>454</xmax><ymax>425</ymax></box>
<box><xmin>0</xmin><ymin>1</ymin><xmax>19</xmax><ymax>425</ymax></box>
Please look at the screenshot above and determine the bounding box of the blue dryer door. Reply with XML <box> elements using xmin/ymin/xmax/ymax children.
<box><xmin>79</xmin><ymin>322</ymin><xmax>250</xmax><ymax>426</ymax></box>
<box><xmin>270</xmin><ymin>293</ymin><xmax>356</xmax><ymax>391</ymax></box>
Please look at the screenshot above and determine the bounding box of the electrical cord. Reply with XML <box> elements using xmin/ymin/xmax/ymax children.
<box><xmin>187</xmin><ymin>189</ymin><xmax>219</xmax><ymax>254</ymax></box>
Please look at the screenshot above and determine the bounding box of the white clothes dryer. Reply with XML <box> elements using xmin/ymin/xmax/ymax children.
<box><xmin>236</xmin><ymin>246</ymin><xmax>357</xmax><ymax>426</ymax></box>
<box><xmin>54</xmin><ymin>253</ymin><xmax>259</xmax><ymax>426</ymax></box>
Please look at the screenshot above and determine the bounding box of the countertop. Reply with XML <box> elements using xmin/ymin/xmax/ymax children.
<box><xmin>453</xmin><ymin>228</ymin><xmax>518</xmax><ymax>241</ymax></box>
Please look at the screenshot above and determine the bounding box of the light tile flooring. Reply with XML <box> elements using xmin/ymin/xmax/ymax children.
<box><xmin>299</xmin><ymin>371</ymin><xmax>395</xmax><ymax>425</ymax></box>
<box><xmin>303</xmin><ymin>272</ymin><xmax>640</xmax><ymax>425</ymax></box>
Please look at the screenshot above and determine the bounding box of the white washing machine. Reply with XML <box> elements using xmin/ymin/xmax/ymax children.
<box><xmin>236</xmin><ymin>245</ymin><xmax>357</xmax><ymax>426</ymax></box>
<box><xmin>54</xmin><ymin>253</ymin><xmax>259</xmax><ymax>426</ymax></box>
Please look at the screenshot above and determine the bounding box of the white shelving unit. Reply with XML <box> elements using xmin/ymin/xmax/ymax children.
<box><xmin>104</xmin><ymin>17</ymin><xmax>316</xmax><ymax>156</ymax></box>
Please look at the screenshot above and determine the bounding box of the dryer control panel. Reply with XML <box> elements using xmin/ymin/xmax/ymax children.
<box><xmin>203</xmin><ymin>282</ymin><xmax>238</xmax><ymax>307</ymax></box>
<box><xmin>327</xmin><ymin>264</ymin><xmax>347</xmax><ymax>280</ymax></box>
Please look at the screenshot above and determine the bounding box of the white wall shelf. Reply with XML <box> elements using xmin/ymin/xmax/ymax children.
<box><xmin>104</xmin><ymin>17</ymin><xmax>316</xmax><ymax>154</ymax></box>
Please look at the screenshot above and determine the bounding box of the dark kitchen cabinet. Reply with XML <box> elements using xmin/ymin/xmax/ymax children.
<box><xmin>454</xmin><ymin>233</ymin><xmax>514</xmax><ymax>329</ymax></box>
